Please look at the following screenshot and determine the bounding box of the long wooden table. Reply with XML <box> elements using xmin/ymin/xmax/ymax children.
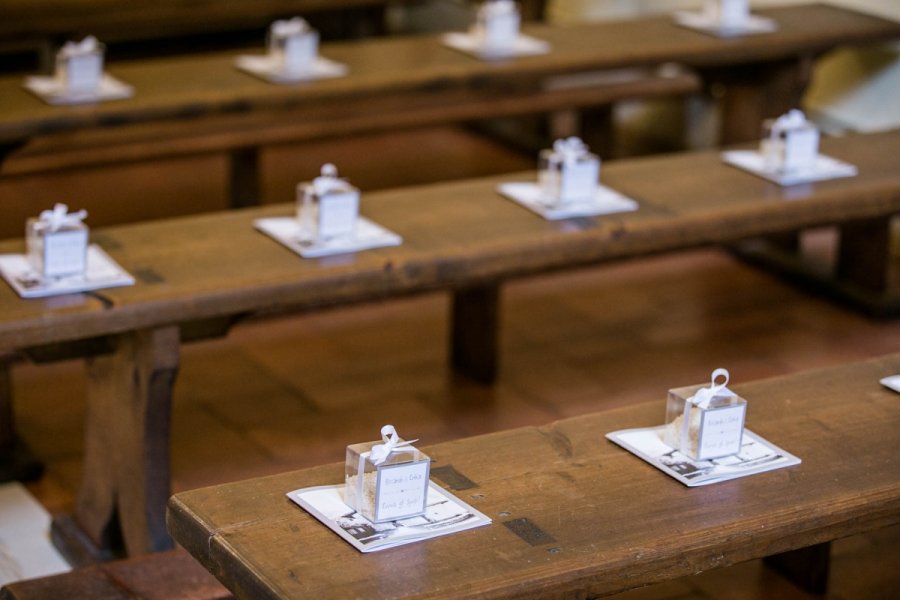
<box><xmin>166</xmin><ymin>354</ymin><xmax>900</xmax><ymax>599</ymax></box>
<box><xmin>1</xmin><ymin>130</ymin><xmax>898</xmax><ymax>562</ymax></box>
<box><xmin>2</xmin><ymin>4</ymin><xmax>898</xmax><ymax>205</ymax></box>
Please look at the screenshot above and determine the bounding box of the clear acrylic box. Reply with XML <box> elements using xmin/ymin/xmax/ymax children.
<box><xmin>760</xmin><ymin>110</ymin><xmax>819</xmax><ymax>173</ymax></box>
<box><xmin>268</xmin><ymin>18</ymin><xmax>319</xmax><ymax>74</ymax></box>
<box><xmin>538</xmin><ymin>138</ymin><xmax>600</xmax><ymax>205</ymax></box>
<box><xmin>26</xmin><ymin>207</ymin><xmax>89</xmax><ymax>278</ymax></box>
<box><xmin>56</xmin><ymin>37</ymin><xmax>104</xmax><ymax>94</ymax></box>
<box><xmin>344</xmin><ymin>427</ymin><xmax>430</xmax><ymax>523</ymax></box>
<box><xmin>663</xmin><ymin>371</ymin><xmax>747</xmax><ymax>460</ymax></box>
<box><xmin>296</xmin><ymin>164</ymin><xmax>360</xmax><ymax>242</ymax></box>
<box><xmin>473</xmin><ymin>0</ymin><xmax>520</xmax><ymax>51</ymax></box>
<box><xmin>704</xmin><ymin>0</ymin><xmax>749</xmax><ymax>28</ymax></box>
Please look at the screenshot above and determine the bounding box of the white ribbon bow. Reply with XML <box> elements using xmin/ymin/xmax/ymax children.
<box><xmin>37</xmin><ymin>203</ymin><xmax>88</xmax><ymax>233</ymax></box>
<box><xmin>312</xmin><ymin>163</ymin><xmax>345</xmax><ymax>196</ymax></box>
<box><xmin>553</xmin><ymin>136</ymin><xmax>589</xmax><ymax>165</ymax></box>
<box><xmin>369</xmin><ymin>424</ymin><xmax>418</xmax><ymax>466</ymax></box>
<box><xmin>272</xmin><ymin>17</ymin><xmax>310</xmax><ymax>39</ymax></box>
<box><xmin>61</xmin><ymin>36</ymin><xmax>100</xmax><ymax>58</ymax></box>
<box><xmin>688</xmin><ymin>368</ymin><xmax>730</xmax><ymax>410</ymax></box>
<box><xmin>770</xmin><ymin>109</ymin><xmax>808</xmax><ymax>139</ymax></box>
<box><xmin>480</xmin><ymin>0</ymin><xmax>517</xmax><ymax>18</ymax></box>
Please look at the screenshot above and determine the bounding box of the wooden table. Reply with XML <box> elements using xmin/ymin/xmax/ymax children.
<box><xmin>167</xmin><ymin>354</ymin><xmax>900</xmax><ymax>599</ymax></box>
<box><xmin>2</xmin><ymin>4</ymin><xmax>897</xmax><ymax>206</ymax></box>
<box><xmin>2</xmin><ymin>130</ymin><xmax>898</xmax><ymax>562</ymax></box>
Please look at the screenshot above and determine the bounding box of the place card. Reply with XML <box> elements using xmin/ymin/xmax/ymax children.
<box><xmin>23</xmin><ymin>36</ymin><xmax>133</xmax><ymax>105</ymax></box>
<box><xmin>497</xmin><ymin>182</ymin><xmax>637</xmax><ymax>220</ymax></box>
<box><xmin>236</xmin><ymin>18</ymin><xmax>347</xmax><ymax>84</ymax></box>
<box><xmin>673</xmin><ymin>0</ymin><xmax>777</xmax><ymax>38</ymax></box>
<box><xmin>254</xmin><ymin>216</ymin><xmax>401</xmax><ymax>259</ymax></box>
<box><xmin>0</xmin><ymin>245</ymin><xmax>135</xmax><ymax>299</ymax></box>
<box><xmin>880</xmin><ymin>375</ymin><xmax>900</xmax><ymax>394</ymax></box>
<box><xmin>345</xmin><ymin>425</ymin><xmax>430</xmax><ymax>523</ymax></box>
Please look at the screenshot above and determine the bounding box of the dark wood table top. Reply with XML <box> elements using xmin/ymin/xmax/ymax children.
<box><xmin>167</xmin><ymin>354</ymin><xmax>900</xmax><ymax>599</ymax></box>
<box><xmin>1</xmin><ymin>129</ymin><xmax>899</xmax><ymax>350</ymax></box>
<box><xmin>1</xmin><ymin>4</ymin><xmax>898</xmax><ymax>144</ymax></box>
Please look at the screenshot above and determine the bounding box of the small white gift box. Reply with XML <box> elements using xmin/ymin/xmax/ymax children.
<box><xmin>267</xmin><ymin>17</ymin><xmax>319</xmax><ymax>74</ymax></box>
<box><xmin>663</xmin><ymin>368</ymin><xmax>747</xmax><ymax>460</ymax></box>
<box><xmin>538</xmin><ymin>137</ymin><xmax>600</xmax><ymax>205</ymax></box>
<box><xmin>760</xmin><ymin>109</ymin><xmax>820</xmax><ymax>173</ymax></box>
<box><xmin>296</xmin><ymin>163</ymin><xmax>360</xmax><ymax>242</ymax></box>
<box><xmin>473</xmin><ymin>0</ymin><xmax>521</xmax><ymax>52</ymax></box>
<box><xmin>704</xmin><ymin>0</ymin><xmax>749</xmax><ymax>28</ymax></box>
<box><xmin>55</xmin><ymin>36</ymin><xmax>105</xmax><ymax>94</ymax></box>
<box><xmin>344</xmin><ymin>425</ymin><xmax>431</xmax><ymax>523</ymax></box>
<box><xmin>26</xmin><ymin>203</ymin><xmax>90</xmax><ymax>278</ymax></box>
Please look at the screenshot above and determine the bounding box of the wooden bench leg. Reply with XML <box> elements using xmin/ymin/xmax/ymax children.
<box><xmin>763</xmin><ymin>542</ymin><xmax>831</xmax><ymax>595</ymax></box>
<box><xmin>228</xmin><ymin>146</ymin><xmax>261</xmax><ymax>209</ymax></box>
<box><xmin>52</xmin><ymin>326</ymin><xmax>180</xmax><ymax>564</ymax></box>
<box><xmin>837</xmin><ymin>216</ymin><xmax>891</xmax><ymax>293</ymax></box>
<box><xmin>450</xmin><ymin>284</ymin><xmax>500</xmax><ymax>384</ymax></box>
<box><xmin>0</xmin><ymin>353</ymin><xmax>44</xmax><ymax>483</ymax></box>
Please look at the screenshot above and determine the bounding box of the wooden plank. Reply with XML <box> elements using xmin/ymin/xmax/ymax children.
<box><xmin>0</xmin><ymin>351</ymin><xmax>44</xmax><ymax>483</ymax></box>
<box><xmin>167</xmin><ymin>354</ymin><xmax>900</xmax><ymax>599</ymax></box>
<box><xmin>450</xmin><ymin>284</ymin><xmax>500</xmax><ymax>384</ymax></box>
<box><xmin>763</xmin><ymin>542</ymin><xmax>831</xmax><ymax>595</ymax></box>
<box><xmin>1</xmin><ymin>130</ymin><xmax>898</xmax><ymax>351</ymax></box>
<box><xmin>1</xmin><ymin>5</ymin><xmax>897</xmax><ymax>145</ymax></box>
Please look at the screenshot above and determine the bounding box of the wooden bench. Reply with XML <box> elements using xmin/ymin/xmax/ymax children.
<box><xmin>1</xmin><ymin>129</ymin><xmax>898</xmax><ymax>563</ymax></box>
<box><xmin>166</xmin><ymin>354</ymin><xmax>900</xmax><ymax>598</ymax></box>
<box><xmin>2</xmin><ymin>4</ymin><xmax>897</xmax><ymax>207</ymax></box>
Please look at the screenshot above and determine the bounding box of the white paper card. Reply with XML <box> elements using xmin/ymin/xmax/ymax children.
<box><xmin>0</xmin><ymin>245</ymin><xmax>135</xmax><ymax>299</ymax></box>
<box><xmin>66</xmin><ymin>54</ymin><xmax>103</xmax><ymax>92</ymax></box>
<box><xmin>255</xmin><ymin>216</ymin><xmax>401</xmax><ymax>258</ymax></box>
<box><xmin>721</xmin><ymin>149</ymin><xmax>858</xmax><ymax>186</ymax></box>
<box><xmin>607</xmin><ymin>426</ymin><xmax>800</xmax><ymax>487</ymax></box>
<box><xmin>283</xmin><ymin>34</ymin><xmax>318</xmax><ymax>72</ymax></box>
<box><xmin>441</xmin><ymin>32</ymin><xmax>550</xmax><ymax>61</ymax></box>
<box><xmin>235</xmin><ymin>55</ymin><xmax>348</xmax><ymax>84</ymax></box>
<box><xmin>673</xmin><ymin>10</ymin><xmax>777</xmax><ymax>38</ymax></box>
<box><xmin>287</xmin><ymin>482</ymin><xmax>491</xmax><ymax>553</ymax></box>
<box><xmin>375</xmin><ymin>462</ymin><xmax>429</xmax><ymax>521</ymax></box>
<box><xmin>23</xmin><ymin>74</ymin><xmax>134</xmax><ymax>106</ymax></box>
<box><xmin>553</xmin><ymin>161</ymin><xmax>600</xmax><ymax>202</ymax></box>
<box><xmin>880</xmin><ymin>375</ymin><xmax>900</xmax><ymax>394</ymax></box>
<box><xmin>497</xmin><ymin>181</ymin><xmax>638</xmax><ymax>220</ymax></box>
<box><xmin>697</xmin><ymin>404</ymin><xmax>746</xmax><ymax>459</ymax></box>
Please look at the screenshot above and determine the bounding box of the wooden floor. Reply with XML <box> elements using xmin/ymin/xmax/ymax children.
<box><xmin>6</xmin><ymin>126</ymin><xmax>900</xmax><ymax>598</ymax></box>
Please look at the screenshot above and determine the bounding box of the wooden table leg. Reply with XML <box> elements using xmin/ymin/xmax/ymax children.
<box><xmin>228</xmin><ymin>146</ymin><xmax>261</xmax><ymax>209</ymax></box>
<box><xmin>0</xmin><ymin>352</ymin><xmax>44</xmax><ymax>482</ymax></box>
<box><xmin>450</xmin><ymin>284</ymin><xmax>500</xmax><ymax>385</ymax></box>
<box><xmin>52</xmin><ymin>326</ymin><xmax>180</xmax><ymax>564</ymax></box>
<box><xmin>837</xmin><ymin>216</ymin><xmax>891</xmax><ymax>293</ymax></box>
<box><xmin>763</xmin><ymin>542</ymin><xmax>831</xmax><ymax>595</ymax></box>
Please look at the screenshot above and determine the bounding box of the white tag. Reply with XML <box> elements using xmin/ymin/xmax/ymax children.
<box><xmin>698</xmin><ymin>403</ymin><xmax>746</xmax><ymax>459</ymax></box>
<box><xmin>558</xmin><ymin>159</ymin><xmax>600</xmax><ymax>202</ymax></box>
<box><xmin>318</xmin><ymin>191</ymin><xmax>359</xmax><ymax>239</ymax></box>
<box><xmin>42</xmin><ymin>229</ymin><xmax>89</xmax><ymax>277</ymax></box>
<box><xmin>375</xmin><ymin>461</ymin><xmax>429</xmax><ymax>521</ymax></box>
<box><xmin>65</xmin><ymin>54</ymin><xmax>102</xmax><ymax>93</ymax></box>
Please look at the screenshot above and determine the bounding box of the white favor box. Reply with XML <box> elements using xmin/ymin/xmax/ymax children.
<box><xmin>26</xmin><ymin>214</ymin><xmax>89</xmax><ymax>278</ymax></box>
<box><xmin>56</xmin><ymin>36</ymin><xmax>104</xmax><ymax>94</ymax></box>
<box><xmin>268</xmin><ymin>18</ymin><xmax>319</xmax><ymax>74</ymax></box>
<box><xmin>297</xmin><ymin>164</ymin><xmax>360</xmax><ymax>241</ymax></box>
<box><xmin>705</xmin><ymin>0</ymin><xmax>749</xmax><ymax>28</ymax></box>
<box><xmin>344</xmin><ymin>426</ymin><xmax>431</xmax><ymax>523</ymax></box>
<box><xmin>663</xmin><ymin>370</ymin><xmax>747</xmax><ymax>461</ymax></box>
<box><xmin>474</xmin><ymin>0</ymin><xmax>521</xmax><ymax>52</ymax></box>
<box><xmin>761</xmin><ymin>110</ymin><xmax>820</xmax><ymax>173</ymax></box>
<box><xmin>539</xmin><ymin>138</ymin><xmax>600</xmax><ymax>205</ymax></box>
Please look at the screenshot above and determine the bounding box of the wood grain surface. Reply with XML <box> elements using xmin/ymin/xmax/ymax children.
<box><xmin>167</xmin><ymin>354</ymin><xmax>900</xmax><ymax>599</ymax></box>
<box><xmin>1</xmin><ymin>5</ymin><xmax>897</xmax><ymax>144</ymax></box>
<box><xmin>1</xmin><ymin>130</ymin><xmax>898</xmax><ymax>352</ymax></box>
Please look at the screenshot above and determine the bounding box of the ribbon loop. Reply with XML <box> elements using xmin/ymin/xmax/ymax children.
<box><xmin>272</xmin><ymin>17</ymin><xmax>311</xmax><ymax>39</ymax></box>
<box><xmin>37</xmin><ymin>203</ymin><xmax>88</xmax><ymax>233</ymax></box>
<box><xmin>552</xmin><ymin>136</ymin><xmax>589</xmax><ymax>165</ymax></box>
<box><xmin>769</xmin><ymin>109</ymin><xmax>808</xmax><ymax>139</ymax></box>
<box><xmin>369</xmin><ymin>424</ymin><xmax>418</xmax><ymax>465</ymax></box>
<box><xmin>689</xmin><ymin>367</ymin><xmax>730</xmax><ymax>409</ymax></box>
<box><xmin>312</xmin><ymin>163</ymin><xmax>344</xmax><ymax>196</ymax></box>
